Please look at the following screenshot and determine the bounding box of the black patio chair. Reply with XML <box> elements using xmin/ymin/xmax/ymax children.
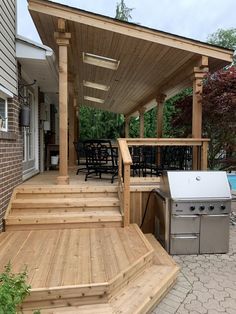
<box><xmin>83</xmin><ymin>139</ymin><xmax>118</xmax><ymax>183</ymax></box>
<box><xmin>73</xmin><ymin>141</ymin><xmax>87</xmax><ymax>175</ymax></box>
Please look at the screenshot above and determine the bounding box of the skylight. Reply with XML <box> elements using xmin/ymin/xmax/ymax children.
<box><xmin>83</xmin><ymin>52</ymin><xmax>120</xmax><ymax>70</ymax></box>
<box><xmin>83</xmin><ymin>80</ymin><xmax>110</xmax><ymax>91</ymax></box>
<box><xmin>84</xmin><ymin>96</ymin><xmax>105</xmax><ymax>104</ymax></box>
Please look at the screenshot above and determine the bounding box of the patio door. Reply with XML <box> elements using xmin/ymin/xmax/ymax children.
<box><xmin>22</xmin><ymin>89</ymin><xmax>39</xmax><ymax>180</ymax></box>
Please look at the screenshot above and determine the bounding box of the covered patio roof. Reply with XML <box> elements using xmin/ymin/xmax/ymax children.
<box><xmin>28</xmin><ymin>0</ymin><xmax>233</xmax><ymax>116</ymax></box>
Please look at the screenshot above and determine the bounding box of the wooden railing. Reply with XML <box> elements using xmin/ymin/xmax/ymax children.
<box><xmin>117</xmin><ymin>138</ymin><xmax>210</xmax><ymax>227</ymax></box>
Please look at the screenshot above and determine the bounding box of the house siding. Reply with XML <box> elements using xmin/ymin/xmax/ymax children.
<box><xmin>0</xmin><ymin>0</ymin><xmax>22</xmax><ymax>230</ymax></box>
<box><xmin>0</xmin><ymin>0</ymin><xmax>17</xmax><ymax>95</ymax></box>
<box><xmin>0</xmin><ymin>96</ymin><xmax>23</xmax><ymax>230</ymax></box>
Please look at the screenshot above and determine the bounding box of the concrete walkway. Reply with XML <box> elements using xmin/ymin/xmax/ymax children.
<box><xmin>153</xmin><ymin>223</ymin><xmax>236</xmax><ymax>314</ymax></box>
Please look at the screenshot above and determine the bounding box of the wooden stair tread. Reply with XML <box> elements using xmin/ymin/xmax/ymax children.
<box><xmin>111</xmin><ymin>264</ymin><xmax>179</xmax><ymax>313</ymax></box>
<box><xmin>145</xmin><ymin>233</ymin><xmax>179</xmax><ymax>267</ymax></box>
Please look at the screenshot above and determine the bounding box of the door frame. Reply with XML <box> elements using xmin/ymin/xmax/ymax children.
<box><xmin>22</xmin><ymin>83</ymin><xmax>39</xmax><ymax>181</ymax></box>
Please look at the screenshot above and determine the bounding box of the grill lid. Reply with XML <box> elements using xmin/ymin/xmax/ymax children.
<box><xmin>165</xmin><ymin>171</ymin><xmax>231</xmax><ymax>200</ymax></box>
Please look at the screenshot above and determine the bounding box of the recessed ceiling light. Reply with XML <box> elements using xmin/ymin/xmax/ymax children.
<box><xmin>83</xmin><ymin>52</ymin><xmax>120</xmax><ymax>70</ymax></box>
<box><xmin>84</xmin><ymin>96</ymin><xmax>105</xmax><ymax>104</ymax></box>
<box><xmin>83</xmin><ymin>80</ymin><xmax>110</xmax><ymax>91</ymax></box>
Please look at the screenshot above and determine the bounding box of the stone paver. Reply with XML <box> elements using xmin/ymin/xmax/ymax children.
<box><xmin>152</xmin><ymin>224</ymin><xmax>236</xmax><ymax>314</ymax></box>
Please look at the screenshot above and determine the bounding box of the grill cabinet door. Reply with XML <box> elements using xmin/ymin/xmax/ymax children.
<box><xmin>170</xmin><ymin>234</ymin><xmax>199</xmax><ymax>255</ymax></box>
<box><xmin>200</xmin><ymin>214</ymin><xmax>229</xmax><ymax>254</ymax></box>
<box><xmin>171</xmin><ymin>215</ymin><xmax>200</xmax><ymax>234</ymax></box>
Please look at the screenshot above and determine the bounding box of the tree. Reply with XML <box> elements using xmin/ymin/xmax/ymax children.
<box><xmin>207</xmin><ymin>28</ymin><xmax>236</xmax><ymax>50</ymax></box>
<box><xmin>115</xmin><ymin>0</ymin><xmax>133</xmax><ymax>22</ymax></box>
<box><xmin>207</xmin><ymin>28</ymin><xmax>236</xmax><ymax>64</ymax></box>
<box><xmin>168</xmin><ymin>66</ymin><xmax>236</xmax><ymax>169</ymax></box>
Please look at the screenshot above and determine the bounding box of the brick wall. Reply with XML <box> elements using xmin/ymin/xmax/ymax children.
<box><xmin>0</xmin><ymin>96</ymin><xmax>23</xmax><ymax>230</ymax></box>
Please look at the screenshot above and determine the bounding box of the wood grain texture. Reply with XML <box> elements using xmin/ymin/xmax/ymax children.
<box><xmin>28</xmin><ymin>0</ymin><xmax>232</xmax><ymax>115</ymax></box>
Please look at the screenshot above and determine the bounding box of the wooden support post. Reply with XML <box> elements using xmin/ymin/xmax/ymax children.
<box><xmin>55</xmin><ymin>21</ymin><xmax>71</xmax><ymax>185</ymax></box>
<box><xmin>192</xmin><ymin>57</ymin><xmax>208</xmax><ymax>170</ymax></box>
<box><xmin>156</xmin><ymin>94</ymin><xmax>166</xmax><ymax>166</ymax></box>
<box><xmin>123</xmin><ymin>164</ymin><xmax>130</xmax><ymax>227</ymax></box>
<box><xmin>201</xmin><ymin>141</ymin><xmax>208</xmax><ymax>170</ymax></box>
<box><xmin>156</xmin><ymin>94</ymin><xmax>166</xmax><ymax>138</ymax></box>
<box><xmin>124</xmin><ymin>115</ymin><xmax>130</xmax><ymax>138</ymax></box>
<box><xmin>139</xmin><ymin>108</ymin><xmax>145</xmax><ymax>138</ymax></box>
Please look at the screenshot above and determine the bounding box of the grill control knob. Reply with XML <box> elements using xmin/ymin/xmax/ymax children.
<box><xmin>209</xmin><ymin>205</ymin><xmax>214</xmax><ymax>210</ymax></box>
<box><xmin>221</xmin><ymin>205</ymin><xmax>226</xmax><ymax>210</ymax></box>
<box><xmin>190</xmin><ymin>206</ymin><xmax>195</xmax><ymax>211</ymax></box>
<box><xmin>199</xmin><ymin>205</ymin><xmax>205</xmax><ymax>211</ymax></box>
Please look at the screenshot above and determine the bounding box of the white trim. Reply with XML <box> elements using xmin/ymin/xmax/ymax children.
<box><xmin>34</xmin><ymin>87</ymin><xmax>39</xmax><ymax>172</ymax></box>
<box><xmin>0</xmin><ymin>94</ymin><xmax>8</xmax><ymax>132</ymax></box>
<box><xmin>0</xmin><ymin>85</ymin><xmax>14</xmax><ymax>98</ymax></box>
<box><xmin>23</xmin><ymin>169</ymin><xmax>40</xmax><ymax>181</ymax></box>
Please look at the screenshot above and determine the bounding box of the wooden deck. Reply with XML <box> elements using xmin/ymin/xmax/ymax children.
<box><xmin>2</xmin><ymin>171</ymin><xmax>179</xmax><ymax>313</ymax></box>
<box><xmin>0</xmin><ymin>225</ymin><xmax>179</xmax><ymax>313</ymax></box>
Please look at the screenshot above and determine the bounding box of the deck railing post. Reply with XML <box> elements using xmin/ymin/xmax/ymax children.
<box><xmin>123</xmin><ymin>163</ymin><xmax>130</xmax><ymax>227</ymax></box>
<box><xmin>201</xmin><ymin>141</ymin><xmax>208</xmax><ymax>170</ymax></box>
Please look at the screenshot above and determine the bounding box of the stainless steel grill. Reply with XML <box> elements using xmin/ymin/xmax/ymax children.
<box><xmin>154</xmin><ymin>171</ymin><xmax>232</xmax><ymax>254</ymax></box>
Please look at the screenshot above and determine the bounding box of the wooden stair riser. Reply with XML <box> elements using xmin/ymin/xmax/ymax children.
<box><xmin>6</xmin><ymin>221</ymin><xmax>123</xmax><ymax>231</ymax></box>
<box><xmin>21</xmin><ymin>295</ymin><xmax>108</xmax><ymax>311</ymax></box>
<box><xmin>11</xmin><ymin>206</ymin><xmax>121</xmax><ymax>214</ymax></box>
<box><xmin>6</xmin><ymin>214</ymin><xmax>122</xmax><ymax>225</ymax></box>
<box><xmin>108</xmin><ymin>251</ymin><xmax>153</xmax><ymax>298</ymax></box>
<box><xmin>16</xmin><ymin>192</ymin><xmax>118</xmax><ymax>199</ymax></box>
<box><xmin>11</xmin><ymin>198</ymin><xmax>120</xmax><ymax>209</ymax></box>
<box><xmin>15</xmin><ymin>186</ymin><xmax>118</xmax><ymax>194</ymax></box>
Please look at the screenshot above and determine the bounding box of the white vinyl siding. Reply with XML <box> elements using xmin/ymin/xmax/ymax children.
<box><xmin>0</xmin><ymin>0</ymin><xmax>17</xmax><ymax>95</ymax></box>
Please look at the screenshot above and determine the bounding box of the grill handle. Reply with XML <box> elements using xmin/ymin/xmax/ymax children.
<box><xmin>172</xmin><ymin>214</ymin><xmax>199</xmax><ymax>218</ymax></box>
<box><xmin>203</xmin><ymin>214</ymin><xmax>229</xmax><ymax>217</ymax></box>
<box><xmin>171</xmin><ymin>235</ymin><xmax>198</xmax><ymax>240</ymax></box>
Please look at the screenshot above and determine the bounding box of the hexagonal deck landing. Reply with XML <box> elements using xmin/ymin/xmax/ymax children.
<box><xmin>0</xmin><ymin>225</ymin><xmax>179</xmax><ymax>313</ymax></box>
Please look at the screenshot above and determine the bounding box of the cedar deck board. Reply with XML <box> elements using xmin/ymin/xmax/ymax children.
<box><xmin>0</xmin><ymin>225</ymin><xmax>149</xmax><ymax>289</ymax></box>
<box><xmin>19</xmin><ymin>229</ymin><xmax>178</xmax><ymax>313</ymax></box>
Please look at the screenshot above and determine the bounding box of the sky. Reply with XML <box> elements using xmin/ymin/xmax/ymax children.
<box><xmin>17</xmin><ymin>0</ymin><xmax>236</xmax><ymax>44</ymax></box>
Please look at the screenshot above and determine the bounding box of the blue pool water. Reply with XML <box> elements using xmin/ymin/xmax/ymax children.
<box><xmin>228</xmin><ymin>175</ymin><xmax>236</xmax><ymax>190</ymax></box>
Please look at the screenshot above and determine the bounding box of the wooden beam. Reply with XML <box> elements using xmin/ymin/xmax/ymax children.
<box><xmin>58</xmin><ymin>18</ymin><xmax>66</xmax><ymax>32</ymax></box>
<box><xmin>29</xmin><ymin>0</ymin><xmax>233</xmax><ymax>62</ymax></box>
<box><xmin>124</xmin><ymin>115</ymin><xmax>130</xmax><ymax>138</ymax></box>
<box><xmin>127</xmin><ymin>56</ymin><xmax>201</xmax><ymax>117</ymax></box>
<box><xmin>55</xmin><ymin>33</ymin><xmax>70</xmax><ymax>185</ymax></box>
<box><xmin>139</xmin><ymin>108</ymin><xmax>145</xmax><ymax>138</ymax></box>
<box><xmin>156</xmin><ymin>94</ymin><xmax>166</xmax><ymax>138</ymax></box>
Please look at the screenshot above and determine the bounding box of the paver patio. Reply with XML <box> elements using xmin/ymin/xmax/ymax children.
<box><xmin>153</xmin><ymin>221</ymin><xmax>236</xmax><ymax>314</ymax></box>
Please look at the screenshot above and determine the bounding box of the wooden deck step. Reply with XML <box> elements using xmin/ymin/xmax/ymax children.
<box><xmin>11</xmin><ymin>197</ymin><xmax>120</xmax><ymax>210</ymax></box>
<box><xmin>23</xmin><ymin>304</ymin><xmax>113</xmax><ymax>314</ymax></box>
<box><xmin>6</xmin><ymin>209</ymin><xmax>122</xmax><ymax>230</ymax></box>
<box><xmin>22</xmin><ymin>234</ymin><xmax>179</xmax><ymax>314</ymax></box>
<box><xmin>5</xmin><ymin>186</ymin><xmax>123</xmax><ymax>230</ymax></box>
<box><xmin>15</xmin><ymin>185</ymin><xmax>118</xmax><ymax>195</ymax></box>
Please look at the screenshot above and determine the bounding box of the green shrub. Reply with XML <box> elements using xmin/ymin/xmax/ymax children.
<box><xmin>0</xmin><ymin>263</ymin><xmax>31</xmax><ymax>314</ymax></box>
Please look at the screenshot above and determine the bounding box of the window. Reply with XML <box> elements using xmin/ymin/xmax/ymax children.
<box><xmin>0</xmin><ymin>96</ymin><xmax>8</xmax><ymax>131</ymax></box>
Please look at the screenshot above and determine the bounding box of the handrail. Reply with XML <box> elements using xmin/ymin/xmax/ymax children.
<box><xmin>117</xmin><ymin>139</ymin><xmax>132</xmax><ymax>227</ymax></box>
<box><xmin>125</xmin><ymin>138</ymin><xmax>210</xmax><ymax>146</ymax></box>
<box><xmin>117</xmin><ymin>138</ymin><xmax>209</xmax><ymax>227</ymax></box>
<box><xmin>118</xmin><ymin>139</ymin><xmax>132</xmax><ymax>165</ymax></box>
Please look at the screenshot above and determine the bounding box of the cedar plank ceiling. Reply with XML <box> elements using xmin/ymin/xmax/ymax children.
<box><xmin>28</xmin><ymin>0</ymin><xmax>233</xmax><ymax>115</ymax></box>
